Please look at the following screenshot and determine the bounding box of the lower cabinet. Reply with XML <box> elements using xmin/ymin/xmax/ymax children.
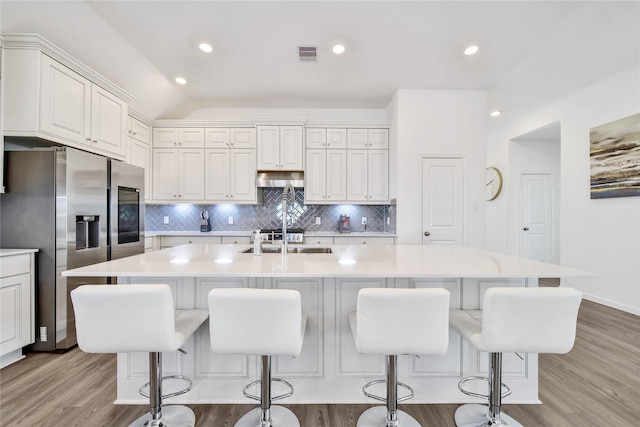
<box><xmin>0</xmin><ymin>252</ymin><xmax>36</xmax><ymax>368</ymax></box>
<box><xmin>333</xmin><ymin>236</ymin><xmax>395</xmax><ymax>245</ymax></box>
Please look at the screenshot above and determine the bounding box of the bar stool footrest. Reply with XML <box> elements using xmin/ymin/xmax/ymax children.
<box><xmin>242</xmin><ymin>377</ymin><xmax>294</xmax><ymax>402</ymax></box>
<box><xmin>457</xmin><ymin>376</ymin><xmax>511</xmax><ymax>400</ymax></box>
<box><xmin>363</xmin><ymin>379</ymin><xmax>415</xmax><ymax>403</ymax></box>
<box><xmin>139</xmin><ymin>375</ymin><xmax>193</xmax><ymax>400</ymax></box>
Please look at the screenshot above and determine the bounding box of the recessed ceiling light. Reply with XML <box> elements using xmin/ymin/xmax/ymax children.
<box><xmin>464</xmin><ymin>45</ymin><xmax>479</xmax><ymax>56</ymax></box>
<box><xmin>333</xmin><ymin>44</ymin><xmax>345</xmax><ymax>55</ymax></box>
<box><xmin>490</xmin><ymin>110</ymin><xmax>501</xmax><ymax>117</ymax></box>
<box><xmin>199</xmin><ymin>42</ymin><xmax>213</xmax><ymax>53</ymax></box>
<box><xmin>175</xmin><ymin>77</ymin><xmax>187</xmax><ymax>85</ymax></box>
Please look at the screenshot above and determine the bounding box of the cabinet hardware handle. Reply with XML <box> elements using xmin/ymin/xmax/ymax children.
<box><xmin>86</xmin><ymin>138</ymin><xmax>91</xmax><ymax>141</ymax></box>
<box><xmin>424</xmin><ymin>231</ymin><xmax>431</xmax><ymax>236</ymax></box>
<box><xmin>92</xmin><ymin>140</ymin><xmax>97</xmax><ymax>143</ymax></box>
<box><xmin>523</xmin><ymin>227</ymin><xmax>530</xmax><ymax>231</ymax></box>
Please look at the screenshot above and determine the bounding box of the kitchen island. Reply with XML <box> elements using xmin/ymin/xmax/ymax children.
<box><xmin>63</xmin><ymin>244</ymin><xmax>592</xmax><ymax>405</ymax></box>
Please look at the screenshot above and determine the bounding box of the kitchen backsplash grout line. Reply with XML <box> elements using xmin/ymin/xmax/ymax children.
<box><xmin>146</xmin><ymin>189</ymin><xmax>396</xmax><ymax>233</ymax></box>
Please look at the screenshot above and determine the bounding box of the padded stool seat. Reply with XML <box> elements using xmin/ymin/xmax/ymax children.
<box><xmin>72</xmin><ymin>284</ymin><xmax>208</xmax><ymax>427</ymax></box>
<box><xmin>209</xmin><ymin>288</ymin><xmax>306</xmax><ymax>427</ymax></box>
<box><xmin>350</xmin><ymin>287</ymin><xmax>450</xmax><ymax>427</ymax></box>
<box><xmin>449</xmin><ymin>287</ymin><xmax>582</xmax><ymax>427</ymax></box>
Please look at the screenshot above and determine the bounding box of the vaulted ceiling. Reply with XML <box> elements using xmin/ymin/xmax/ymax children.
<box><xmin>2</xmin><ymin>1</ymin><xmax>639</xmax><ymax>125</ymax></box>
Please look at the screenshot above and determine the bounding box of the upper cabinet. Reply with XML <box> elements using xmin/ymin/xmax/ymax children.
<box><xmin>2</xmin><ymin>34</ymin><xmax>132</xmax><ymax>160</ymax></box>
<box><xmin>305</xmin><ymin>127</ymin><xmax>389</xmax><ymax>204</ymax></box>
<box><xmin>153</xmin><ymin>128</ymin><xmax>205</xmax><ymax>148</ymax></box>
<box><xmin>257</xmin><ymin>125</ymin><xmax>304</xmax><ymax>170</ymax></box>
<box><xmin>127</xmin><ymin>115</ymin><xmax>152</xmax><ymax>203</ymax></box>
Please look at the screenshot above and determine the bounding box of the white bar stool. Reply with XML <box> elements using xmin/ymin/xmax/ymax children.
<box><xmin>208</xmin><ymin>288</ymin><xmax>306</xmax><ymax>427</ymax></box>
<box><xmin>449</xmin><ymin>287</ymin><xmax>582</xmax><ymax>427</ymax></box>
<box><xmin>349</xmin><ymin>287</ymin><xmax>450</xmax><ymax>427</ymax></box>
<box><xmin>71</xmin><ymin>284</ymin><xmax>208</xmax><ymax>427</ymax></box>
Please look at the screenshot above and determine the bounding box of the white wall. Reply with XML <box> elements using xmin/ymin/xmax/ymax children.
<box><xmin>389</xmin><ymin>89</ymin><xmax>488</xmax><ymax>246</ymax></box>
<box><xmin>487</xmin><ymin>64</ymin><xmax>640</xmax><ymax>314</ymax></box>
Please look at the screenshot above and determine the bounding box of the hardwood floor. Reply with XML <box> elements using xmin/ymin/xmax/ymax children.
<box><xmin>1</xmin><ymin>297</ymin><xmax>639</xmax><ymax>426</ymax></box>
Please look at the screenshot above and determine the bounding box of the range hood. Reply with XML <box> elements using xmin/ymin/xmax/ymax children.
<box><xmin>256</xmin><ymin>171</ymin><xmax>304</xmax><ymax>188</ymax></box>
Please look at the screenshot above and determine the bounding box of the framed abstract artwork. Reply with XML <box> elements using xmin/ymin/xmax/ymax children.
<box><xmin>590</xmin><ymin>113</ymin><xmax>640</xmax><ymax>199</ymax></box>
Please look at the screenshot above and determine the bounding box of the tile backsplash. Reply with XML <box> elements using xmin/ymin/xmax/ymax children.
<box><xmin>146</xmin><ymin>188</ymin><xmax>396</xmax><ymax>233</ymax></box>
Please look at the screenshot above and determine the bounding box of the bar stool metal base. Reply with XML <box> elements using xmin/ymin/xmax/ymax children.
<box><xmin>129</xmin><ymin>405</ymin><xmax>196</xmax><ymax>427</ymax></box>
<box><xmin>454</xmin><ymin>404</ymin><xmax>522</xmax><ymax>427</ymax></box>
<box><xmin>234</xmin><ymin>405</ymin><xmax>300</xmax><ymax>427</ymax></box>
<box><xmin>356</xmin><ymin>406</ymin><xmax>421</xmax><ymax>427</ymax></box>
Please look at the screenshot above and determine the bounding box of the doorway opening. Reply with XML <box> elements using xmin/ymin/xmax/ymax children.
<box><xmin>509</xmin><ymin>122</ymin><xmax>561</xmax><ymax>263</ymax></box>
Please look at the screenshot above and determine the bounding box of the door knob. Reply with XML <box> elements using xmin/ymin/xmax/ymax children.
<box><xmin>523</xmin><ymin>227</ymin><xmax>529</xmax><ymax>231</ymax></box>
<box><xmin>424</xmin><ymin>231</ymin><xmax>431</xmax><ymax>236</ymax></box>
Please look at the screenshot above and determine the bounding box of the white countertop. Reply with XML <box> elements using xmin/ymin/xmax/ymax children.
<box><xmin>0</xmin><ymin>248</ymin><xmax>39</xmax><ymax>257</ymax></box>
<box><xmin>63</xmin><ymin>244</ymin><xmax>593</xmax><ymax>279</ymax></box>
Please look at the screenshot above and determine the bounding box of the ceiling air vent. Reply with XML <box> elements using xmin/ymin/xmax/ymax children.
<box><xmin>298</xmin><ymin>46</ymin><xmax>317</xmax><ymax>62</ymax></box>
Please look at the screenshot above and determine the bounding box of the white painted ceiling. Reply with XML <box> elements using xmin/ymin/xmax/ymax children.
<box><xmin>2</xmin><ymin>1</ymin><xmax>639</xmax><ymax>125</ymax></box>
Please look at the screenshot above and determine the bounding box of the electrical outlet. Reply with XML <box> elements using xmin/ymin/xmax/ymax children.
<box><xmin>387</xmin><ymin>217</ymin><xmax>390</xmax><ymax>225</ymax></box>
<box><xmin>315</xmin><ymin>216</ymin><xmax>322</xmax><ymax>225</ymax></box>
<box><xmin>163</xmin><ymin>216</ymin><xmax>170</xmax><ymax>224</ymax></box>
<box><xmin>228</xmin><ymin>216</ymin><xmax>234</xmax><ymax>225</ymax></box>
<box><xmin>362</xmin><ymin>217</ymin><xmax>367</xmax><ymax>225</ymax></box>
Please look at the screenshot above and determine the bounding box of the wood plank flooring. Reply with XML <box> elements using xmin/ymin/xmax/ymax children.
<box><xmin>1</xmin><ymin>291</ymin><xmax>639</xmax><ymax>426</ymax></box>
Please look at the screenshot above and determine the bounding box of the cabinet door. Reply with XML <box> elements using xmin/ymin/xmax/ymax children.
<box><xmin>347</xmin><ymin>129</ymin><xmax>368</xmax><ymax>149</ymax></box>
<box><xmin>368</xmin><ymin>129</ymin><xmax>389</xmax><ymax>149</ymax></box>
<box><xmin>129</xmin><ymin>116</ymin><xmax>150</xmax><ymax>144</ymax></box>
<box><xmin>257</xmin><ymin>126</ymin><xmax>280</xmax><ymax>170</ymax></box>
<box><xmin>41</xmin><ymin>55</ymin><xmax>91</xmax><ymax>144</ymax></box>
<box><xmin>179</xmin><ymin>129</ymin><xmax>205</xmax><ymax>148</ymax></box>
<box><xmin>0</xmin><ymin>273</ymin><xmax>32</xmax><ymax>354</ymax></box>
<box><xmin>306</xmin><ymin>128</ymin><xmax>326</xmax><ymax>149</ymax></box>
<box><xmin>280</xmin><ymin>126</ymin><xmax>304</xmax><ymax>170</ymax></box>
<box><xmin>153</xmin><ymin>128</ymin><xmax>179</xmax><ymax>148</ymax></box>
<box><xmin>179</xmin><ymin>149</ymin><xmax>205</xmax><ymax>200</ymax></box>
<box><xmin>368</xmin><ymin>150</ymin><xmax>389</xmax><ymax>201</ymax></box>
<box><xmin>204</xmin><ymin>149</ymin><xmax>230</xmax><ymax>200</ymax></box>
<box><xmin>230</xmin><ymin>128</ymin><xmax>255</xmax><ymax>149</ymax></box>
<box><xmin>90</xmin><ymin>85</ymin><xmax>127</xmax><ymax>158</ymax></box>
<box><xmin>130</xmin><ymin>140</ymin><xmax>151</xmax><ymax>202</ymax></box>
<box><xmin>152</xmin><ymin>149</ymin><xmax>179</xmax><ymax>200</ymax></box>
<box><xmin>230</xmin><ymin>150</ymin><xmax>257</xmax><ymax>201</ymax></box>
<box><xmin>326</xmin><ymin>149</ymin><xmax>347</xmax><ymax>201</ymax></box>
<box><xmin>327</xmin><ymin>129</ymin><xmax>347</xmax><ymax>149</ymax></box>
<box><xmin>205</xmin><ymin>128</ymin><xmax>231</xmax><ymax>148</ymax></box>
<box><xmin>305</xmin><ymin>149</ymin><xmax>326</xmax><ymax>202</ymax></box>
<box><xmin>347</xmin><ymin>150</ymin><xmax>368</xmax><ymax>201</ymax></box>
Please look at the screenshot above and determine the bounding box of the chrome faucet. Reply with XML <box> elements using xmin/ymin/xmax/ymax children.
<box><xmin>281</xmin><ymin>183</ymin><xmax>295</xmax><ymax>255</ymax></box>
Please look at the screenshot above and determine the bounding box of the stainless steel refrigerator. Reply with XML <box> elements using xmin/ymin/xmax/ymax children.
<box><xmin>1</xmin><ymin>147</ymin><xmax>144</xmax><ymax>351</ymax></box>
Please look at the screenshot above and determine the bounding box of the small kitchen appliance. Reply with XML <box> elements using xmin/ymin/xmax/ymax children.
<box><xmin>339</xmin><ymin>214</ymin><xmax>351</xmax><ymax>233</ymax></box>
<box><xmin>200</xmin><ymin>211</ymin><xmax>211</xmax><ymax>232</ymax></box>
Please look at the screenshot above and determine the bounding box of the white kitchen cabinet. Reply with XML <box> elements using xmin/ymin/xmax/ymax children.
<box><xmin>347</xmin><ymin>128</ymin><xmax>389</xmax><ymax>149</ymax></box>
<box><xmin>333</xmin><ymin>236</ymin><xmax>395</xmax><ymax>245</ymax></box>
<box><xmin>205</xmin><ymin>148</ymin><xmax>257</xmax><ymax>202</ymax></box>
<box><xmin>305</xmin><ymin>149</ymin><xmax>347</xmax><ymax>203</ymax></box>
<box><xmin>153</xmin><ymin>128</ymin><xmax>205</xmax><ymax>148</ymax></box>
<box><xmin>0</xmin><ymin>250</ymin><xmax>36</xmax><ymax>368</ymax></box>
<box><xmin>257</xmin><ymin>125</ymin><xmax>304</xmax><ymax>170</ymax></box>
<box><xmin>347</xmin><ymin>148</ymin><xmax>389</xmax><ymax>203</ymax></box>
<box><xmin>206</xmin><ymin>128</ymin><xmax>255</xmax><ymax>149</ymax></box>
<box><xmin>127</xmin><ymin>116</ymin><xmax>152</xmax><ymax>202</ymax></box>
<box><xmin>128</xmin><ymin>115</ymin><xmax>151</xmax><ymax>145</ymax></box>
<box><xmin>152</xmin><ymin>148</ymin><xmax>205</xmax><ymax>201</ymax></box>
<box><xmin>4</xmin><ymin>50</ymin><xmax>128</xmax><ymax>160</ymax></box>
<box><xmin>160</xmin><ymin>236</ymin><xmax>222</xmax><ymax>249</ymax></box>
<box><xmin>221</xmin><ymin>236</ymin><xmax>251</xmax><ymax>244</ymax></box>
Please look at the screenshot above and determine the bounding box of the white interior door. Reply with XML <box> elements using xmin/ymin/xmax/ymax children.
<box><xmin>422</xmin><ymin>157</ymin><xmax>464</xmax><ymax>245</ymax></box>
<box><xmin>520</xmin><ymin>173</ymin><xmax>553</xmax><ymax>261</ymax></box>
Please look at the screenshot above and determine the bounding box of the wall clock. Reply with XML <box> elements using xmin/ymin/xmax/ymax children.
<box><xmin>486</xmin><ymin>167</ymin><xmax>503</xmax><ymax>201</ymax></box>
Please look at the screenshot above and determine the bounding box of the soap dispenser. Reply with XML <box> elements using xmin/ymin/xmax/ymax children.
<box><xmin>253</xmin><ymin>229</ymin><xmax>262</xmax><ymax>255</ymax></box>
